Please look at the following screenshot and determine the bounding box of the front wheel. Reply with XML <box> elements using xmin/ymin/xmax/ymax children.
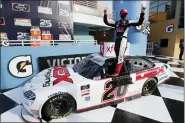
<box><xmin>41</xmin><ymin>93</ymin><xmax>76</xmax><ymax>121</ymax></box>
<box><xmin>142</xmin><ymin>78</ymin><xmax>157</xmax><ymax>96</ymax></box>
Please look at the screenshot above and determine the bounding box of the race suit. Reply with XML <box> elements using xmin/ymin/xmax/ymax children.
<box><xmin>103</xmin><ymin>13</ymin><xmax>145</xmax><ymax>74</ymax></box>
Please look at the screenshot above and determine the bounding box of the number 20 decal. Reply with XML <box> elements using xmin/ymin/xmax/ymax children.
<box><xmin>102</xmin><ymin>81</ymin><xmax>128</xmax><ymax>102</ymax></box>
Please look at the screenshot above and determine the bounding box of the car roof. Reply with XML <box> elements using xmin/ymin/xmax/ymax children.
<box><xmin>90</xmin><ymin>53</ymin><xmax>138</xmax><ymax>63</ymax></box>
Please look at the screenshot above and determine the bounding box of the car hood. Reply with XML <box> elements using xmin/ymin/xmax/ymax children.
<box><xmin>23</xmin><ymin>64</ymin><xmax>83</xmax><ymax>91</ymax></box>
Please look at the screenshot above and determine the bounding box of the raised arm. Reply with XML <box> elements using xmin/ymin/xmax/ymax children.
<box><xmin>103</xmin><ymin>9</ymin><xmax>115</xmax><ymax>27</ymax></box>
<box><xmin>128</xmin><ymin>5</ymin><xmax>146</xmax><ymax>26</ymax></box>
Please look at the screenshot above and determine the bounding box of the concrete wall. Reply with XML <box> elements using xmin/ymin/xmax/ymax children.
<box><xmin>149</xmin><ymin>1</ymin><xmax>184</xmax><ymax>57</ymax></box>
<box><xmin>0</xmin><ymin>44</ymin><xmax>99</xmax><ymax>89</ymax></box>
<box><xmin>74</xmin><ymin>24</ymin><xmax>95</xmax><ymax>40</ymax></box>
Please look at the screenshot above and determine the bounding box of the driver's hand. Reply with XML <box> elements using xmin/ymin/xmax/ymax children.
<box><xmin>104</xmin><ymin>9</ymin><xmax>107</xmax><ymax>14</ymax></box>
<box><xmin>141</xmin><ymin>4</ymin><xmax>146</xmax><ymax>13</ymax></box>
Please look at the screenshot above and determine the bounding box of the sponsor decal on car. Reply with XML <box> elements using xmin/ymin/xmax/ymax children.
<box><xmin>8</xmin><ymin>55</ymin><xmax>33</xmax><ymax>78</ymax></box>
<box><xmin>48</xmin><ymin>91</ymin><xmax>64</xmax><ymax>98</ymax></box>
<box><xmin>81</xmin><ymin>84</ymin><xmax>90</xmax><ymax>96</ymax></box>
<box><xmin>40</xmin><ymin>19</ymin><xmax>52</xmax><ymax>28</ymax></box>
<box><xmin>43</xmin><ymin>69</ymin><xmax>52</xmax><ymax>87</ymax></box>
<box><xmin>17</xmin><ymin>32</ymin><xmax>30</xmax><ymax>40</ymax></box>
<box><xmin>59</xmin><ymin>21</ymin><xmax>71</xmax><ymax>29</ymax></box>
<box><xmin>53</xmin><ymin>66</ymin><xmax>73</xmax><ymax>85</ymax></box>
<box><xmin>159</xmin><ymin>75</ymin><xmax>168</xmax><ymax>81</ymax></box>
<box><xmin>14</xmin><ymin>18</ymin><xmax>31</xmax><ymax>27</ymax></box>
<box><xmin>0</xmin><ymin>17</ymin><xmax>5</xmax><ymax>25</ymax></box>
<box><xmin>12</xmin><ymin>3</ymin><xmax>30</xmax><ymax>12</ymax></box>
<box><xmin>101</xmin><ymin>81</ymin><xmax>128</xmax><ymax>103</ymax></box>
<box><xmin>59</xmin><ymin>34</ymin><xmax>71</xmax><ymax>40</ymax></box>
<box><xmin>81</xmin><ymin>84</ymin><xmax>90</xmax><ymax>90</ymax></box>
<box><xmin>59</xmin><ymin>8</ymin><xmax>70</xmax><ymax>16</ymax></box>
<box><xmin>38</xmin><ymin>6</ymin><xmax>52</xmax><ymax>15</ymax></box>
<box><xmin>85</xmin><ymin>96</ymin><xmax>90</xmax><ymax>101</ymax></box>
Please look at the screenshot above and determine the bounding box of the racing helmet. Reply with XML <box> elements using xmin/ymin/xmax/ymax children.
<box><xmin>120</xmin><ymin>9</ymin><xmax>128</xmax><ymax>16</ymax></box>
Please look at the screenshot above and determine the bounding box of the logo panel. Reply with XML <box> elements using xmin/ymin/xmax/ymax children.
<box><xmin>9</xmin><ymin>55</ymin><xmax>33</xmax><ymax>78</ymax></box>
<box><xmin>165</xmin><ymin>24</ymin><xmax>174</xmax><ymax>33</ymax></box>
<box><xmin>40</xmin><ymin>19</ymin><xmax>52</xmax><ymax>27</ymax></box>
<box><xmin>14</xmin><ymin>18</ymin><xmax>31</xmax><ymax>27</ymax></box>
<box><xmin>12</xmin><ymin>3</ymin><xmax>30</xmax><ymax>12</ymax></box>
<box><xmin>17</xmin><ymin>32</ymin><xmax>30</xmax><ymax>40</ymax></box>
<box><xmin>38</xmin><ymin>6</ymin><xmax>52</xmax><ymax>15</ymax></box>
<box><xmin>0</xmin><ymin>17</ymin><xmax>5</xmax><ymax>25</ymax></box>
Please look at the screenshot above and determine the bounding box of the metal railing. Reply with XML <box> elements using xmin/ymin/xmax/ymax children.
<box><xmin>0</xmin><ymin>40</ymin><xmax>98</xmax><ymax>47</ymax></box>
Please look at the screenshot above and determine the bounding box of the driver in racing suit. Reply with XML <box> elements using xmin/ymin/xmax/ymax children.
<box><xmin>103</xmin><ymin>5</ymin><xmax>146</xmax><ymax>75</ymax></box>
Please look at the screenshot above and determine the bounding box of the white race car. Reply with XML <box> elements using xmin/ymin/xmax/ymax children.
<box><xmin>21</xmin><ymin>53</ymin><xmax>171</xmax><ymax>122</ymax></box>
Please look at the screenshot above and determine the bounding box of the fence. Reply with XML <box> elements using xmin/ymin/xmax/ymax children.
<box><xmin>0</xmin><ymin>40</ymin><xmax>98</xmax><ymax>47</ymax></box>
<box><xmin>146</xmin><ymin>42</ymin><xmax>153</xmax><ymax>56</ymax></box>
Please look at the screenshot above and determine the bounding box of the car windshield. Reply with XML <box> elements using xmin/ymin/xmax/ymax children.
<box><xmin>73</xmin><ymin>57</ymin><xmax>101</xmax><ymax>79</ymax></box>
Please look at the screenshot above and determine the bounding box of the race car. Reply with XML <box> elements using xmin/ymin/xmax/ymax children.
<box><xmin>21</xmin><ymin>53</ymin><xmax>171</xmax><ymax>122</ymax></box>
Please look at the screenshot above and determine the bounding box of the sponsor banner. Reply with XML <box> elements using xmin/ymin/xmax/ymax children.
<box><xmin>14</xmin><ymin>18</ymin><xmax>31</xmax><ymax>27</ymax></box>
<box><xmin>12</xmin><ymin>3</ymin><xmax>30</xmax><ymax>12</ymax></box>
<box><xmin>17</xmin><ymin>32</ymin><xmax>30</xmax><ymax>40</ymax></box>
<box><xmin>59</xmin><ymin>21</ymin><xmax>71</xmax><ymax>29</ymax></box>
<box><xmin>0</xmin><ymin>0</ymin><xmax>2</xmax><ymax>9</ymax></box>
<box><xmin>38</xmin><ymin>54</ymin><xmax>90</xmax><ymax>71</ymax></box>
<box><xmin>8</xmin><ymin>55</ymin><xmax>33</xmax><ymax>78</ymax></box>
<box><xmin>0</xmin><ymin>17</ymin><xmax>5</xmax><ymax>25</ymax></box>
<box><xmin>0</xmin><ymin>32</ymin><xmax>8</xmax><ymax>40</ymax></box>
<box><xmin>38</xmin><ymin>6</ymin><xmax>52</xmax><ymax>15</ymax></box>
<box><xmin>40</xmin><ymin>19</ymin><xmax>52</xmax><ymax>28</ymax></box>
<box><xmin>59</xmin><ymin>8</ymin><xmax>70</xmax><ymax>16</ymax></box>
<box><xmin>59</xmin><ymin>34</ymin><xmax>71</xmax><ymax>40</ymax></box>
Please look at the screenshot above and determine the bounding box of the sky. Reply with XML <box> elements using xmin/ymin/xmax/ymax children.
<box><xmin>101</xmin><ymin>1</ymin><xmax>113</xmax><ymax>8</ymax></box>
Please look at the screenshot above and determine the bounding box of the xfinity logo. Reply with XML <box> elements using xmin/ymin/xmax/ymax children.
<box><xmin>17</xmin><ymin>32</ymin><xmax>30</xmax><ymax>40</ymax></box>
<box><xmin>165</xmin><ymin>24</ymin><xmax>174</xmax><ymax>33</ymax></box>
<box><xmin>47</xmin><ymin>57</ymin><xmax>86</xmax><ymax>67</ymax></box>
<box><xmin>12</xmin><ymin>3</ymin><xmax>30</xmax><ymax>12</ymax></box>
<box><xmin>9</xmin><ymin>55</ymin><xmax>33</xmax><ymax>78</ymax></box>
<box><xmin>107</xmin><ymin>45</ymin><xmax>114</xmax><ymax>53</ymax></box>
<box><xmin>40</xmin><ymin>19</ymin><xmax>52</xmax><ymax>27</ymax></box>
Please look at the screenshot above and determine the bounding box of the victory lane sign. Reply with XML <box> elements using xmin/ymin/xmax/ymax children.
<box><xmin>38</xmin><ymin>53</ymin><xmax>91</xmax><ymax>71</ymax></box>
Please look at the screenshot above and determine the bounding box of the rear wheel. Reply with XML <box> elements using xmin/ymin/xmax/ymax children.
<box><xmin>41</xmin><ymin>93</ymin><xmax>76</xmax><ymax>121</ymax></box>
<box><xmin>142</xmin><ymin>78</ymin><xmax>157</xmax><ymax>96</ymax></box>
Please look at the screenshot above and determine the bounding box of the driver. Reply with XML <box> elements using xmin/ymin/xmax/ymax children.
<box><xmin>103</xmin><ymin>5</ymin><xmax>146</xmax><ymax>75</ymax></box>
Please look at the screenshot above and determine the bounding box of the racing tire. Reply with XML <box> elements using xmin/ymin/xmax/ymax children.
<box><xmin>142</xmin><ymin>78</ymin><xmax>157</xmax><ymax>96</ymax></box>
<box><xmin>41</xmin><ymin>93</ymin><xmax>76</xmax><ymax>121</ymax></box>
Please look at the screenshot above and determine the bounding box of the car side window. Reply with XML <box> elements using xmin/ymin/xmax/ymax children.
<box><xmin>132</xmin><ymin>58</ymin><xmax>149</xmax><ymax>72</ymax></box>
